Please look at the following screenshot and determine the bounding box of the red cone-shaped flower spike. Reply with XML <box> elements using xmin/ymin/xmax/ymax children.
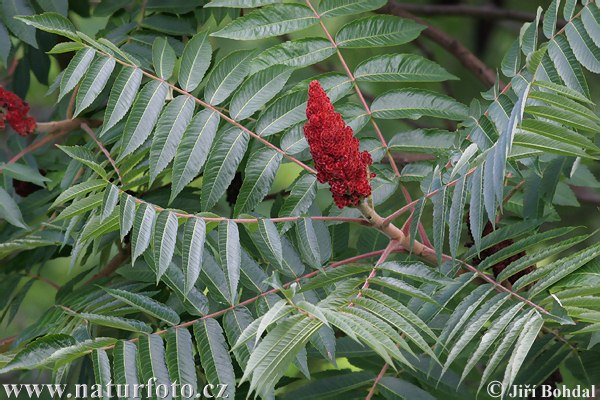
<box><xmin>303</xmin><ymin>80</ymin><xmax>373</xmax><ymax>208</ymax></box>
<box><xmin>0</xmin><ymin>87</ymin><xmax>36</xmax><ymax>136</ymax></box>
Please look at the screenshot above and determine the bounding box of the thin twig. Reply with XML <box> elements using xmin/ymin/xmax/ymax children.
<box><xmin>83</xmin><ymin>246</ymin><xmax>130</xmax><ymax>285</ymax></box>
<box><xmin>503</xmin><ymin>180</ymin><xmax>525</xmax><ymax>205</ymax></box>
<box><xmin>23</xmin><ymin>274</ymin><xmax>60</xmax><ymax>290</ymax></box>
<box><xmin>570</xmin><ymin>185</ymin><xmax>600</xmax><ymax>205</ymax></box>
<box><xmin>81</xmin><ymin>122</ymin><xmax>123</xmax><ymax>183</ymax></box>
<box><xmin>394</xmin><ymin>3</ymin><xmax>566</xmax><ymax>26</ymax></box>
<box><xmin>366</xmin><ymin>363</ymin><xmax>390</xmax><ymax>400</ymax></box>
<box><xmin>34</xmin><ymin>118</ymin><xmax>101</xmax><ymax>134</ymax></box>
<box><xmin>0</xmin><ymin>119</ymin><xmax>101</xmax><ymax>174</ymax></box>
<box><xmin>0</xmin><ymin>130</ymin><xmax>70</xmax><ymax>174</ymax></box>
<box><xmin>66</xmin><ymin>86</ymin><xmax>78</xmax><ymax>119</ymax></box>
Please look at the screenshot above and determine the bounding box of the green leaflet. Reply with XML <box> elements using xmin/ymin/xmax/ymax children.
<box><xmin>205</xmin><ymin>49</ymin><xmax>256</xmax><ymax>106</ymax></box>
<box><xmin>281</xmin><ymin>372</ymin><xmax>375</xmax><ymax>399</ymax></box>
<box><xmin>201</xmin><ymin>251</ymin><xmax>232</xmax><ymax>304</ymax></box>
<box><xmin>430</xmin><ymin>167</ymin><xmax>446</xmax><ymax>265</ymax></box>
<box><xmin>171</xmin><ymin>110</ymin><xmax>220</xmax><ymax>203</ymax></box>
<box><xmin>131</xmin><ymin>203</ymin><xmax>156</xmax><ymax>265</ymax></box>
<box><xmin>0</xmin><ymin>20</ymin><xmax>9</xmax><ymax>66</ymax></box>
<box><xmin>371</xmin><ymin>88</ymin><xmax>468</xmax><ymax>120</ymax></box>
<box><xmin>388</xmin><ymin>129</ymin><xmax>456</xmax><ymax>154</ymax></box>
<box><xmin>152</xmin><ymin>37</ymin><xmax>176</xmax><ymax>80</ymax></box>
<box><xmin>519</xmin><ymin>7</ymin><xmax>541</xmax><ymax>56</ymax></box>
<box><xmin>519</xmin><ymin>119</ymin><xmax>598</xmax><ymax>151</ymax></box>
<box><xmin>54</xmin><ymin>192</ymin><xmax>104</xmax><ymax>222</ymax></box>
<box><xmin>182</xmin><ymin>218</ymin><xmax>206</xmax><ymax>295</ymax></box>
<box><xmin>378</xmin><ymin>376</ymin><xmax>434</xmax><ymax>400</ymax></box>
<box><xmin>0</xmin><ymin>163</ymin><xmax>49</xmax><ymax>187</ymax></box>
<box><xmin>137</xmin><ymin>335</ymin><xmax>172</xmax><ymax>400</ymax></box>
<box><xmin>211</xmin><ymin>4</ymin><xmax>317</xmax><ymax>40</ymax></box>
<box><xmin>42</xmin><ymin>338</ymin><xmax>118</xmax><ymax>368</ymax></box>
<box><xmin>255</xmin><ymin>90</ymin><xmax>307</xmax><ymax>137</ymax></box>
<box><xmin>218</xmin><ymin>220</ymin><xmax>241</xmax><ymax>303</ymax></box>
<box><xmin>542</xmin><ymin>0</ymin><xmax>559</xmax><ymax>38</ymax></box>
<box><xmin>149</xmin><ymin>95</ymin><xmax>195</xmax><ymax>184</ymax></box>
<box><xmin>250</xmin><ymin>38</ymin><xmax>335</xmax><ymax>73</ymax></box>
<box><xmin>0</xmin><ymin>335</ymin><xmax>75</xmax><ymax>374</ymax></box>
<box><xmin>525</xmin><ymin>242</ymin><xmax>600</xmax><ymax>295</ymax></box>
<box><xmin>113</xmin><ymin>341</ymin><xmax>139</xmax><ymax>397</ymax></box>
<box><xmin>152</xmin><ymin>261</ymin><xmax>209</xmax><ymax>316</ymax></box>
<box><xmin>100</xmin><ymin>183</ymin><xmax>119</xmax><ymax>222</ymax></box>
<box><xmin>448</xmin><ymin>174</ymin><xmax>467</xmax><ymax>258</ymax></box>
<box><xmin>74</xmin><ymin>55</ymin><xmax>115</xmax><ymax>117</ymax></box>
<box><xmin>92</xmin><ymin>349</ymin><xmax>111</xmax><ymax>400</ymax></box>
<box><xmin>355</xmin><ymin>53</ymin><xmax>457</xmax><ymax>82</ymax></box>
<box><xmin>79</xmin><ymin>212</ymin><xmax>119</xmax><ymax>242</ymax></box>
<box><xmin>51</xmin><ymin>179</ymin><xmax>106</xmax><ymax>208</ymax></box>
<box><xmin>278</xmin><ymin>173</ymin><xmax>317</xmax><ymax>233</ymax></box>
<box><xmin>501</xmin><ymin>39</ymin><xmax>522</xmax><ymax>78</ymax></box>
<box><xmin>335</xmin><ymin>15</ymin><xmax>425</xmax><ymax>48</ymax></box>
<box><xmin>460</xmin><ymin>303</ymin><xmax>525</xmax><ymax>385</ymax></box>
<box><xmin>242</xmin><ymin>316</ymin><xmax>322</xmax><ymax>398</ymax></box>
<box><xmin>234</xmin><ymin>148</ymin><xmax>282</xmax><ymax>215</ymax></box>
<box><xmin>101</xmin><ymin>67</ymin><xmax>143</xmax><ymax>135</ymax></box>
<box><xmin>178</xmin><ymin>32</ymin><xmax>212</xmax><ymax>92</ymax></box>
<box><xmin>318</xmin><ymin>0</ymin><xmax>387</xmax><ymax>18</ymax></box>
<box><xmin>119</xmin><ymin>192</ymin><xmax>136</xmax><ymax>241</ymax></box>
<box><xmin>229</xmin><ymin>64</ymin><xmax>294</xmax><ymax>121</ymax></box>
<box><xmin>66</xmin><ymin>311</ymin><xmax>153</xmax><ymax>333</ymax></box>
<box><xmin>527</xmin><ymin>90</ymin><xmax>600</xmax><ymax>122</ymax></box>
<box><xmin>582</xmin><ymin>6</ymin><xmax>600</xmax><ymax>49</ymax></box>
<box><xmin>442</xmin><ymin>293</ymin><xmax>509</xmax><ymax>375</ymax></box>
<box><xmin>565</xmin><ymin>18</ymin><xmax>600</xmax><ymax>74</ymax></box>
<box><xmin>257</xmin><ymin>218</ymin><xmax>283</xmax><ymax>266</ymax></box>
<box><xmin>295</xmin><ymin>217</ymin><xmax>321</xmax><ymax>270</ymax></box>
<box><xmin>524</xmin><ymin>105</ymin><xmax>600</xmax><ymax>133</ymax></box>
<box><xmin>165</xmin><ymin>328</ymin><xmax>197</xmax><ymax>399</ymax></box>
<box><xmin>2</xmin><ymin>0</ymin><xmax>38</xmax><ymax>48</ymax></box>
<box><xmin>16</xmin><ymin>12</ymin><xmax>77</xmax><ymax>41</ymax></box>
<box><xmin>119</xmin><ymin>80</ymin><xmax>168</xmax><ymax>160</ymax></box>
<box><xmin>0</xmin><ymin>187</ymin><xmax>28</xmax><ymax>229</ymax></box>
<box><xmin>200</xmin><ymin>126</ymin><xmax>249</xmax><ymax>210</ymax></box>
<box><xmin>548</xmin><ymin>35</ymin><xmax>589</xmax><ymax>97</ymax></box>
<box><xmin>564</xmin><ymin>0</ymin><xmax>577</xmax><ymax>20</ymax></box>
<box><xmin>57</xmin><ymin>145</ymin><xmax>108</xmax><ymax>179</ymax></box>
<box><xmin>205</xmin><ymin>0</ymin><xmax>280</xmax><ymax>6</ymax></box>
<box><xmin>501</xmin><ymin>312</ymin><xmax>544</xmax><ymax>397</ymax></box>
<box><xmin>58</xmin><ymin>47</ymin><xmax>95</xmax><ymax>101</ymax></box>
<box><xmin>152</xmin><ymin>211</ymin><xmax>179</xmax><ymax>283</ymax></box>
<box><xmin>513</xmin><ymin>131</ymin><xmax>594</xmax><ymax>159</ymax></box>
<box><xmin>194</xmin><ymin>319</ymin><xmax>236</xmax><ymax>399</ymax></box>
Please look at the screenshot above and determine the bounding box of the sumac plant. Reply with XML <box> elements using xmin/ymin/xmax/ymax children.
<box><xmin>1</xmin><ymin>0</ymin><xmax>600</xmax><ymax>398</ymax></box>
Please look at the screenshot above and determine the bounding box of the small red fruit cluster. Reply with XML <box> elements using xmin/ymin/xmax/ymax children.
<box><xmin>0</xmin><ymin>87</ymin><xmax>36</xmax><ymax>136</ymax></box>
<box><xmin>303</xmin><ymin>80</ymin><xmax>373</xmax><ymax>208</ymax></box>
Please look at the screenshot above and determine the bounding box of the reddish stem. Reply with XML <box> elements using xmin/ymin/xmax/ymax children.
<box><xmin>81</xmin><ymin>123</ymin><xmax>123</xmax><ymax>183</ymax></box>
<box><xmin>366</xmin><ymin>363</ymin><xmax>390</xmax><ymax>400</ymax></box>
